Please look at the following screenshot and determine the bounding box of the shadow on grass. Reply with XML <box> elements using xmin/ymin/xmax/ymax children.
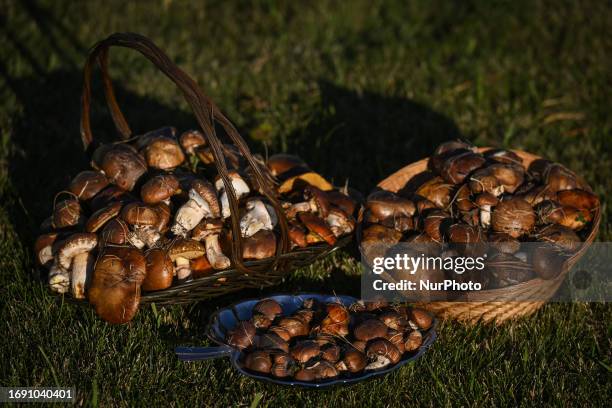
<box><xmin>286</xmin><ymin>80</ymin><xmax>462</xmax><ymax>193</ymax></box>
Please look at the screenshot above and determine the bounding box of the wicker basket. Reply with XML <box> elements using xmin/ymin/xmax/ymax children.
<box><xmin>376</xmin><ymin>148</ymin><xmax>601</xmax><ymax>324</ymax></box>
<box><xmin>56</xmin><ymin>33</ymin><xmax>352</xmax><ymax>306</ymax></box>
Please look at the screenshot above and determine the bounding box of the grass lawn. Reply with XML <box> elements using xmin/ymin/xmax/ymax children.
<box><xmin>1</xmin><ymin>0</ymin><xmax>610</xmax><ymax>406</ymax></box>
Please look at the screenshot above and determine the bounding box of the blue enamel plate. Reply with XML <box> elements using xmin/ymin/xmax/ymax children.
<box><xmin>175</xmin><ymin>293</ymin><xmax>437</xmax><ymax>388</ymax></box>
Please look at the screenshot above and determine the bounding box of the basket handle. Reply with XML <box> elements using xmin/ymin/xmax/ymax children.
<box><xmin>80</xmin><ymin>32</ymin><xmax>289</xmax><ymax>273</ymax></box>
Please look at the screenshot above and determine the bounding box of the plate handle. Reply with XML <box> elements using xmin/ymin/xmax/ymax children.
<box><xmin>175</xmin><ymin>346</ymin><xmax>234</xmax><ymax>361</ymax></box>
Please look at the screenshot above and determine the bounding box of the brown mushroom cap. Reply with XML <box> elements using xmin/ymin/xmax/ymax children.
<box><xmin>288</xmin><ymin>222</ymin><xmax>308</xmax><ymax>248</ymax></box>
<box><xmin>53</xmin><ymin>198</ymin><xmax>82</xmax><ymax>228</ymax></box>
<box><xmin>474</xmin><ymin>192</ymin><xmax>499</xmax><ymax>207</ymax></box>
<box><xmin>100</xmin><ymin>145</ymin><xmax>147</xmax><ymax>191</ymax></box>
<box><xmin>253</xmin><ymin>298</ymin><xmax>283</xmax><ymax>320</ymax></box>
<box><xmin>534</xmin><ymin>224</ymin><xmax>581</xmax><ymax>252</ymax></box>
<box><xmin>366</xmin><ymin>338</ymin><xmax>402</xmax><ymax>365</ymax></box>
<box><xmin>191</xmin><ymin>179</ymin><xmax>221</xmax><ymax>218</ymax></box>
<box><xmin>179</xmin><ymin>129</ymin><xmax>207</xmax><ymax>154</ymax></box>
<box><xmin>56</xmin><ymin>232</ymin><xmax>98</xmax><ymax>270</ymax></box>
<box><xmin>242</xmin><ymin>230</ymin><xmax>277</xmax><ymax>260</ymax></box>
<box><xmin>90</xmin><ymin>185</ymin><xmax>133</xmax><ymax>212</ymax></box>
<box><xmin>290</xmin><ymin>340</ymin><xmax>321</xmax><ymax>363</ymax></box>
<box><xmin>34</xmin><ymin>232</ymin><xmax>59</xmax><ymax>266</ymax></box>
<box><xmin>69</xmin><ymin>171</ymin><xmax>109</xmax><ymax>200</ymax></box>
<box><xmin>366</xmin><ymin>190</ymin><xmax>416</xmax><ymax>223</ymax></box>
<box><xmin>488</xmin><ymin>232</ymin><xmax>521</xmax><ymax>254</ymax></box>
<box><xmin>556</xmin><ymin>189</ymin><xmax>599</xmax><ymax>211</ymax></box>
<box><xmin>100</xmin><ymin>218</ymin><xmax>129</xmax><ymax>245</ymax></box>
<box><xmin>153</xmin><ymin>202</ymin><xmax>172</xmax><ymax>232</ymax></box>
<box><xmin>88</xmin><ymin>247</ymin><xmax>146</xmax><ymax>324</ymax></box>
<box><xmin>168</xmin><ymin>239</ymin><xmax>206</xmax><ymax>261</ymax></box>
<box><xmin>354</xmin><ymin>319</ymin><xmax>388</xmax><ymax>341</ymax></box>
<box><xmin>305</xmin><ymin>186</ymin><xmax>331</xmax><ymax>217</ymax></box>
<box><xmin>267</xmin><ymin>154</ymin><xmax>308</xmax><ymax>177</ymax></box>
<box><xmin>440</xmin><ymin>151</ymin><xmax>486</xmax><ymax>184</ymax></box>
<box><xmin>416</xmin><ymin>176</ymin><xmax>454</xmax><ymax>208</ymax></box>
<box><xmin>361</xmin><ymin>224</ymin><xmax>403</xmax><ymax>245</ymax></box>
<box><xmin>144</xmin><ymin>136</ymin><xmax>185</xmax><ymax>170</ymax></box>
<box><xmin>142</xmin><ymin>249</ymin><xmax>174</xmax><ymax>291</ymax></box>
<box><xmin>484</xmin><ymin>149</ymin><xmax>523</xmax><ymax>165</ymax></box>
<box><xmin>85</xmin><ymin>201</ymin><xmax>122</xmax><ymax>232</ymax></box>
<box><xmin>120</xmin><ymin>202</ymin><xmax>159</xmax><ymax>226</ymax></box>
<box><xmin>298</xmin><ymin>212</ymin><xmax>336</xmax><ymax>245</ymax></box>
<box><xmin>190</xmin><ymin>256</ymin><xmax>214</xmax><ymax>278</ymax></box>
<box><xmin>140</xmin><ymin>174</ymin><xmax>180</xmax><ymax>204</ymax></box>
<box><xmin>487</xmin><ymin>163</ymin><xmax>525</xmax><ymax>194</ymax></box>
<box><xmin>491</xmin><ymin>198</ymin><xmax>536</xmax><ymax>238</ymax></box>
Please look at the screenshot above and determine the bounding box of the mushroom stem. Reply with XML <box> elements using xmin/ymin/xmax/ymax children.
<box><xmin>49</xmin><ymin>262</ymin><xmax>70</xmax><ymax>294</ymax></box>
<box><xmin>127</xmin><ymin>231</ymin><xmax>146</xmax><ymax>249</ymax></box>
<box><xmin>205</xmin><ymin>234</ymin><xmax>231</xmax><ymax>270</ymax></box>
<box><xmin>71</xmin><ymin>252</ymin><xmax>94</xmax><ymax>299</ymax></box>
<box><xmin>171</xmin><ymin>190</ymin><xmax>212</xmax><ymax>236</ymax></box>
<box><xmin>364</xmin><ymin>355</ymin><xmax>391</xmax><ymax>370</ymax></box>
<box><xmin>175</xmin><ymin>257</ymin><xmax>191</xmax><ymax>280</ymax></box>
<box><xmin>480</xmin><ymin>205</ymin><xmax>492</xmax><ymax>228</ymax></box>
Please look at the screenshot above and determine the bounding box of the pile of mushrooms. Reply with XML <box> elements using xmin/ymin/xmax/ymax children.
<box><xmin>228</xmin><ymin>297</ymin><xmax>432</xmax><ymax>381</ymax></box>
<box><xmin>362</xmin><ymin>140</ymin><xmax>600</xmax><ymax>289</ymax></box>
<box><xmin>34</xmin><ymin>127</ymin><xmax>357</xmax><ymax>323</ymax></box>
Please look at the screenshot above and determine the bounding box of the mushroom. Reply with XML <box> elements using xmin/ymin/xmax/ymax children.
<box><xmin>226</xmin><ymin>321</ymin><xmax>257</xmax><ymax>349</ymax></box>
<box><xmin>121</xmin><ymin>202</ymin><xmax>160</xmax><ymax>248</ymax></box>
<box><xmin>533</xmin><ymin>224</ymin><xmax>581</xmax><ymax>252</ymax></box>
<box><xmin>298</xmin><ymin>212</ymin><xmax>336</xmax><ymax>246</ymax></box>
<box><xmin>277</xmin><ymin>316</ymin><xmax>309</xmax><ymax>338</ymax></box>
<box><xmin>484</xmin><ymin>149</ymin><xmax>523</xmax><ymax>166</ymax></box>
<box><xmin>266</xmin><ymin>153</ymin><xmax>308</xmax><ymax>177</ymax></box>
<box><xmin>488</xmin><ymin>232</ymin><xmax>521</xmax><ymax>254</ymax></box>
<box><xmin>409</xmin><ymin>308</ymin><xmax>433</xmax><ymax>330</ymax></box>
<box><xmin>215</xmin><ymin>171</ymin><xmax>251</xmax><ymax>219</ymax></box>
<box><xmin>34</xmin><ymin>232</ymin><xmax>59</xmax><ymax>267</ymax></box>
<box><xmin>253</xmin><ymin>298</ymin><xmax>283</xmax><ymax>320</ymax></box>
<box><xmin>544</xmin><ymin>163</ymin><xmax>580</xmax><ymax>192</ymax></box>
<box><xmin>429</xmin><ymin>140</ymin><xmax>478</xmax><ymax>173</ymax></box>
<box><xmin>290</xmin><ymin>341</ymin><xmax>321</xmax><ymax>363</ymax></box>
<box><xmin>68</xmin><ymin>170</ymin><xmax>109</xmax><ymax>200</ymax></box>
<box><xmin>557</xmin><ymin>206</ymin><xmax>591</xmax><ymax>230</ymax></box>
<box><xmin>440</xmin><ymin>151</ymin><xmax>486</xmax><ymax>184</ymax></box>
<box><xmin>85</xmin><ymin>201</ymin><xmax>123</xmax><ymax>232</ymax></box>
<box><xmin>140</xmin><ymin>174</ymin><xmax>180</xmax><ymax>204</ymax></box>
<box><xmin>288</xmin><ymin>222</ymin><xmax>308</xmax><ymax>248</ymax></box>
<box><xmin>88</xmin><ymin>247</ymin><xmax>146</xmax><ymax>324</ymax></box>
<box><xmin>454</xmin><ymin>184</ymin><xmax>475</xmax><ymax>212</ymax></box>
<box><xmin>100</xmin><ymin>218</ymin><xmax>129</xmax><ymax>245</ymax></box>
<box><xmin>474</xmin><ymin>192</ymin><xmax>499</xmax><ymax>228</ymax></box>
<box><xmin>239</xmin><ymin>199</ymin><xmax>278</xmax><ymax>237</ymax></box>
<box><xmin>556</xmin><ymin>189</ymin><xmax>599</xmax><ymax>211</ymax></box>
<box><xmin>487</xmin><ymin>163</ymin><xmax>525</xmax><ymax>194</ymax></box>
<box><xmin>242</xmin><ymin>230</ymin><xmax>277</xmax><ymax>260</ymax></box>
<box><xmin>335</xmin><ymin>349</ymin><xmax>367</xmax><ymax>373</ymax></box>
<box><xmin>171</xmin><ymin>179</ymin><xmax>220</xmax><ymax>236</ymax></box>
<box><xmin>422</xmin><ymin>209</ymin><xmax>451</xmax><ymax>242</ymax></box>
<box><xmin>89</xmin><ymin>185</ymin><xmax>133</xmax><ymax>212</ymax></box>
<box><xmin>365</xmin><ymin>338</ymin><xmax>402</xmax><ymax>370</ymax></box>
<box><xmin>153</xmin><ymin>202</ymin><xmax>172</xmax><ymax>233</ymax></box>
<box><xmin>531</xmin><ymin>244</ymin><xmax>567</xmax><ymax>280</ymax></box>
<box><xmin>491</xmin><ymin>198</ymin><xmax>536</xmax><ymax>238</ymax></box>
<box><xmin>99</xmin><ymin>144</ymin><xmax>147</xmax><ymax>191</ymax></box>
<box><xmin>168</xmin><ymin>239</ymin><xmax>206</xmax><ymax>280</ymax></box>
<box><xmin>142</xmin><ymin>249</ymin><xmax>174</xmax><ymax>291</ymax></box>
<box><xmin>468</xmin><ymin>167</ymin><xmax>504</xmax><ymax>196</ymax></box>
<box><xmin>365</xmin><ymin>191</ymin><xmax>416</xmax><ymax>229</ymax></box>
<box><xmin>48</xmin><ymin>261</ymin><xmax>70</xmax><ymax>294</ymax></box>
<box><xmin>325</xmin><ymin>208</ymin><xmax>355</xmax><ymax>237</ymax></box>
<box><xmin>354</xmin><ymin>319</ymin><xmax>388</xmax><ymax>342</ymax></box>
<box><xmin>243</xmin><ymin>351</ymin><xmax>272</xmax><ymax>374</ymax></box>
<box><xmin>56</xmin><ymin>233</ymin><xmax>98</xmax><ymax>299</ymax></box>
<box><xmin>314</xmin><ymin>361</ymin><xmax>340</xmax><ymax>379</ymax></box>
<box><xmin>133</xmin><ymin>126</ymin><xmax>177</xmax><ymax>150</ymax></box>
<box><xmin>404</xmin><ymin>330</ymin><xmax>423</xmax><ymax>352</ymax></box>
<box><xmin>52</xmin><ymin>198</ymin><xmax>83</xmax><ymax>228</ymax></box>
<box><xmin>416</xmin><ymin>176</ymin><xmax>454</xmax><ymax>208</ymax></box>
<box><xmin>179</xmin><ymin>129</ymin><xmax>207</xmax><ymax>154</ymax></box>
<box><xmin>278</xmin><ymin>172</ymin><xmax>334</xmax><ymax>194</ymax></box>
<box><xmin>191</xmin><ymin>218</ymin><xmax>230</xmax><ymax>270</ymax></box>
<box><xmin>304</xmin><ymin>186</ymin><xmax>332</xmax><ymax>217</ymax></box>
<box><xmin>143</xmin><ymin>136</ymin><xmax>185</xmax><ymax>170</ymax></box>
<box><xmin>321</xmin><ymin>344</ymin><xmax>341</xmax><ymax>363</ymax></box>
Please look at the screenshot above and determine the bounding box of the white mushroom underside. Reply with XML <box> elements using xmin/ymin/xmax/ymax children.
<box><xmin>205</xmin><ymin>235</ymin><xmax>231</xmax><ymax>270</ymax></box>
<box><xmin>326</xmin><ymin>213</ymin><xmax>353</xmax><ymax>237</ymax></box>
<box><xmin>365</xmin><ymin>355</ymin><xmax>391</xmax><ymax>371</ymax></box>
<box><xmin>240</xmin><ymin>200</ymin><xmax>276</xmax><ymax>237</ymax></box>
<box><xmin>216</xmin><ymin>178</ymin><xmax>251</xmax><ymax>219</ymax></box>
<box><xmin>171</xmin><ymin>191</ymin><xmax>213</xmax><ymax>236</ymax></box>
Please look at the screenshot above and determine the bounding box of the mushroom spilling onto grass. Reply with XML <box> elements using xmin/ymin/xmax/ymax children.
<box><xmin>362</xmin><ymin>140</ymin><xmax>599</xmax><ymax>290</ymax></box>
<box><xmin>231</xmin><ymin>297</ymin><xmax>432</xmax><ymax>382</ymax></box>
<box><xmin>35</xmin><ymin>127</ymin><xmax>357</xmax><ymax>323</ymax></box>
